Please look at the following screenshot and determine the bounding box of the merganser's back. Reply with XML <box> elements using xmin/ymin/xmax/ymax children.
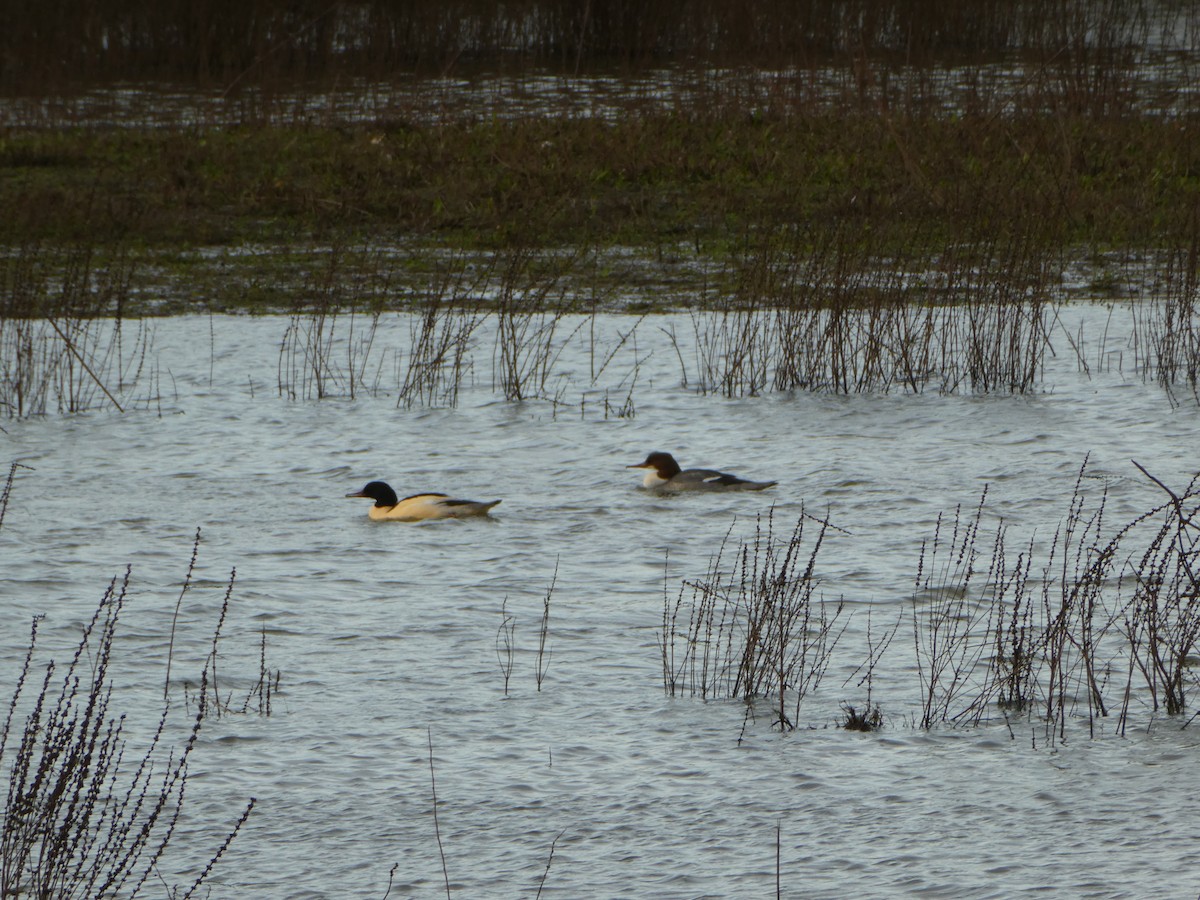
<box><xmin>627</xmin><ymin>451</ymin><xmax>776</xmax><ymax>492</ymax></box>
<box><xmin>346</xmin><ymin>481</ymin><xmax>501</xmax><ymax>521</ymax></box>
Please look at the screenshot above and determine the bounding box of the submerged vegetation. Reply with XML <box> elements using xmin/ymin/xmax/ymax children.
<box><xmin>658</xmin><ymin>459</ymin><xmax>1200</xmax><ymax>742</ymax></box>
<box><xmin>1</xmin><ymin>0</ymin><xmax>1199</xmax><ymax>408</ymax></box>
<box><xmin>0</xmin><ymin>1</ymin><xmax>1198</xmax><ymax>315</ymax></box>
<box><xmin>1</xmin><ymin>110</ymin><xmax>1198</xmax><ymax>270</ymax></box>
<box><xmin>5</xmin><ymin>3</ymin><xmax>1200</xmax><ymax>893</ymax></box>
<box><xmin>0</xmin><ymin>471</ymin><xmax>255</xmax><ymax>898</ymax></box>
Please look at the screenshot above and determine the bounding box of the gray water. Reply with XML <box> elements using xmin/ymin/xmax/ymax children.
<box><xmin>3</xmin><ymin>308</ymin><xmax>1200</xmax><ymax>898</ymax></box>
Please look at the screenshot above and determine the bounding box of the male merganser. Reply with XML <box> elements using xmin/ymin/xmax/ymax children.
<box><xmin>346</xmin><ymin>481</ymin><xmax>501</xmax><ymax>521</ymax></box>
<box><xmin>627</xmin><ymin>451</ymin><xmax>777</xmax><ymax>492</ymax></box>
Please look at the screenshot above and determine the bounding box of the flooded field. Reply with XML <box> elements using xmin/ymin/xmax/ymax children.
<box><xmin>5</xmin><ymin>3</ymin><xmax>1200</xmax><ymax>892</ymax></box>
<box><xmin>3</xmin><ymin>308</ymin><xmax>1200</xmax><ymax>897</ymax></box>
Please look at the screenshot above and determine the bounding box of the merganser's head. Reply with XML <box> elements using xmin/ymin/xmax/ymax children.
<box><xmin>627</xmin><ymin>452</ymin><xmax>682</xmax><ymax>481</ymax></box>
<box><xmin>346</xmin><ymin>481</ymin><xmax>400</xmax><ymax>507</ymax></box>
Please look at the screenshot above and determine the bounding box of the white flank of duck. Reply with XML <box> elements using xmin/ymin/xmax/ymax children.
<box><xmin>346</xmin><ymin>481</ymin><xmax>501</xmax><ymax>521</ymax></box>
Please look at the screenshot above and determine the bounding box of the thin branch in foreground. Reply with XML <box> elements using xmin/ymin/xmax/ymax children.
<box><xmin>428</xmin><ymin>728</ymin><xmax>451</xmax><ymax>899</ymax></box>
<box><xmin>535</xmin><ymin>829</ymin><xmax>566</xmax><ymax>900</ymax></box>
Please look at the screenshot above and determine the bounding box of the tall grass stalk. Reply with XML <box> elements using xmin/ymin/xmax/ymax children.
<box><xmin>277</xmin><ymin>243</ymin><xmax>385</xmax><ymax>401</ymax></box>
<box><xmin>491</xmin><ymin>247</ymin><xmax>585</xmax><ymax>402</ymax></box>
<box><xmin>660</xmin><ymin>509</ymin><xmax>846</xmax><ymax>730</ymax></box>
<box><xmin>0</xmin><ymin>577</ymin><xmax>254</xmax><ymax>899</ymax></box>
<box><xmin>535</xmin><ymin>562</ymin><xmax>556</xmax><ymax>693</ymax></box>
<box><xmin>0</xmin><ymin>244</ymin><xmax>152</xmax><ymax>417</ymax></box>
<box><xmin>397</xmin><ymin>257</ymin><xmax>488</xmax><ymax>408</ymax></box>
<box><xmin>496</xmin><ymin>598</ymin><xmax>516</xmax><ymax>698</ymax></box>
<box><xmin>911</xmin><ymin>491</ymin><xmax>994</xmax><ymax>729</ymax></box>
<box><xmin>0</xmin><ymin>461</ymin><xmax>30</xmax><ymax>531</ymax></box>
<box><xmin>426</xmin><ymin>729</ymin><xmax>451</xmax><ymax>900</ymax></box>
<box><xmin>164</xmin><ymin>527</ymin><xmax>202</xmax><ymax>700</ymax></box>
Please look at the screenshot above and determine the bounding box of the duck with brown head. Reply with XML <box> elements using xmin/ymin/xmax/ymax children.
<box><xmin>626</xmin><ymin>452</ymin><xmax>776</xmax><ymax>492</ymax></box>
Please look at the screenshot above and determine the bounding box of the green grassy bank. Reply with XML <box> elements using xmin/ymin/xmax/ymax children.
<box><xmin>4</xmin><ymin>112</ymin><xmax>1199</xmax><ymax>250</ymax></box>
<box><xmin>1</xmin><ymin>108</ymin><xmax>1198</xmax><ymax>312</ymax></box>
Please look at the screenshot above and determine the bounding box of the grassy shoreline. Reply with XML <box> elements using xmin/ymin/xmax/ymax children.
<box><xmin>2</xmin><ymin>108</ymin><xmax>1198</xmax><ymax>313</ymax></box>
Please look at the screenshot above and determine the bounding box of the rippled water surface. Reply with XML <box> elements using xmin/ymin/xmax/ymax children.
<box><xmin>3</xmin><ymin>310</ymin><xmax>1200</xmax><ymax>898</ymax></box>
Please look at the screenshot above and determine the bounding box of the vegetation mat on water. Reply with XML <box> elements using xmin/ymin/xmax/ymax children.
<box><xmin>0</xmin><ymin>472</ymin><xmax>255</xmax><ymax>898</ymax></box>
<box><xmin>3</xmin><ymin>111</ymin><xmax>1198</xmax><ymax>257</ymax></box>
<box><xmin>658</xmin><ymin>458</ymin><xmax>1200</xmax><ymax>740</ymax></box>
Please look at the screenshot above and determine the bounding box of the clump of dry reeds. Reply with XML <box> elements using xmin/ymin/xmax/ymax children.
<box><xmin>910</xmin><ymin>464</ymin><xmax>1120</xmax><ymax>735</ymax></box>
<box><xmin>396</xmin><ymin>255</ymin><xmax>488</xmax><ymax>409</ymax></box>
<box><xmin>1132</xmin><ymin>242</ymin><xmax>1200</xmax><ymax>405</ymax></box>
<box><xmin>491</xmin><ymin>247</ymin><xmax>587</xmax><ymax>402</ymax></box>
<box><xmin>0</xmin><ymin>581</ymin><xmax>254</xmax><ymax>899</ymax></box>
<box><xmin>904</xmin><ymin>457</ymin><xmax>1200</xmax><ymax>740</ymax></box>
<box><xmin>493</xmin><ymin>562</ymin><xmax>557</xmax><ymax>697</ymax></box>
<box><xmin>648</xmin><ymin>458</ymin><xmax>1196</xmax><ymax>738</ymax></box>
<box><xmin>1116</xmin><ymin>463</ymin><xmax>1200</xmax><ymax>722</ymax></box>
<box><xmin>660</xmin><ymin>509</ymin><xmax>846</xmax><ymax>731</ymax></box>
<box><xmin>277</xmin><ymin>242</ymin><xmax>386</xmax><ymax>400</ymax></box>
<box><xmin>0</xmin><ymin>243</ymin><xmax>152</xmax><ymax>416</ymax></box>
<box><xmin>0</xmin><ymin>471</ymin><xmax>255</xmax><ymax>897</ymax></box>
<box><xmin>910</xmin><ymin>489</ymin><xmax>996</xmax><ymax>729</ymax></box>
<box><xmin>0</xmin><ymin>0</ymin><xmax>1179</xmax><ymax>97</ymax></box>
<box><xmin>687</xmin><ymin>227</ymin><xmax>1068</xmax><ymax>398</ymax></box>
<box><xmin>164</xmin><ymin>529</ymin><xmax>279</xmax><ymax>718</ymax></box>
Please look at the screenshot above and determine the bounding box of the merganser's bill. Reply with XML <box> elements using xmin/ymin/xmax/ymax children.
<box><xmin>627</xmin><ymin>451</ymin><xmax>777</xmax><ymax>492</ymax></box>
<box><xmin>346</xmin><ymin>481</ymin><xmax>501</xmax><ymax>520</ymax></box>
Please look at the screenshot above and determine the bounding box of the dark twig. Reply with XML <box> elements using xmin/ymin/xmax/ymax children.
<box><xmin>428</xmin><ymin>729</ymin><xmax>451</xmax><ymax>899</ymax></box>
<box><xmin>535</xmin><ymin>830</ymin><xmax>566</xmax><ymax>900</ymax></box>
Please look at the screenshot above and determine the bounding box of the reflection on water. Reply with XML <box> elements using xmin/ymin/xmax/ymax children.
<box><xmin>3</xmin><ymin>310</ymin><xmax>1200</xmax><ymax>898</ymax></box>
<box><xmin>3</xmin><ymin>47</ymin><xmax>1200</xmax><ymax>130</ymax></box>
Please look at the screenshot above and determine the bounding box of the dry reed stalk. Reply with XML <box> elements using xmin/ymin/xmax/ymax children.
<box><xmin>0</xmin><ymin>575</ymin><xmax>254</xmax><ymax>898</ymax></box>
<box><xmin>535</xmin><ymin>829</ymin><xmax>565</xmax><ymax>900</ymax></box>
<box><xmin>0</xmin><ymin>243</ymin><xmax>150</xmax><ymax>417</ymax></box>
<box><xmin>911</xmin><ymin>490</ymin><xmax>994</xmax><ymax>729</ymax></box>
<box><xmin>426</xmin><ymin>729</ymin><xmax>451</xmax><ymax>900</ymax></box>
<box><xmin>660</xmin><ymin>509</ymin><xmax>845</xmax><ymax>731</ymax></box>
<box><xmin>241</xmin><ymin>624</ymin><xmax>278</xmax><ymax>716</ymax></box>
<box><xmin>397</xmin><ymin>254</ymin><xmax>490</xmax><ymax>408</ymax></box>
<box><xmin>535</xmin><ymin>562</ymin><xmax>556</xmax><ymax>692</ymax></box>
<box><xmin>0</xmin><ymin>461</ymin><xmax>31</xmax><ymax>531</ymax></box>
<box><xmin>491</xmin><ymin>247</ymin><xmax>587</xmax><ymax>402</ymax></box>
<box><xmin>277</xmin><ymin>242</ymin><xmax>387</xmax><ymax>401</ymax></box>
<box><xmin>496</xmin><ymin>598</ymin><xmax>516</xmax><ymax>698</ymax></box>
<box><xmin>164</xmin><ymin>527</ymin><xmax>202</xmax><ymax>700</ymax></box>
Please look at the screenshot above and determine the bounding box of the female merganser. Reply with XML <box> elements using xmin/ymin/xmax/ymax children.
<box><xmin>627</xmin><ymin>451</ymin><xmax>777</xmax><ymax>492</ymax></box>
<box><xmin>346</xmin><ymin>481</ymin><xmax>501</xmax><ymax>521</ymax></box>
